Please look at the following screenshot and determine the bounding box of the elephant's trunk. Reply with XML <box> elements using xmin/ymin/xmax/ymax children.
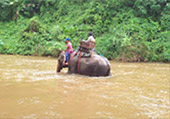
<box><xmin>57</xmin><ymin>62</ymin><xmax>60</xmax><ymax>72</ymax></box>
<box><xmin>57</xmin><ymin>60</ymin><xmax>63</xmax><ymax>72</ymax></box>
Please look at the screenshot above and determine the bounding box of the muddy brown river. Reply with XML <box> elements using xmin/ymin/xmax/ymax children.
<box><xmin>0</xmin><ymin>55</ymin><xmax>169</xmax><ymax>119</ymax></box>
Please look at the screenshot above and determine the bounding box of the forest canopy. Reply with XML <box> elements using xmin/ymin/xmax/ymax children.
<box><xmin>0</xmin><ymin>0</ymin><xmax>170</xmax><ymax>62</ymax></box>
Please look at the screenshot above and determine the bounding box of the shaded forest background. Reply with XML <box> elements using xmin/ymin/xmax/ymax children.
<box><xmin>0</xmin><ymin>0</ymin><xmax>170</xmax><ymax>62</ymax></box>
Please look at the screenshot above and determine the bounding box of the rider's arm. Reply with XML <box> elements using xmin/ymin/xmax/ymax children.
<box><xmin>65</xmin><ymin>43</ymin><xmax>70</xmax><ymax>52</ymax></box>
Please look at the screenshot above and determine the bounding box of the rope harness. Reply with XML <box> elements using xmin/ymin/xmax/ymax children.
<box><xmin>77</xmin><ymin>51</ymin><xmax>82</xmax><ymax>74</ymax></box>
<box><xmin>69</xmin><ymin>50</ymin><xmax>78</xmax><ymax>63</ymax></box>
<box><xmin>68</xmin><ymin>50</ymin><xmax>83</xmax><ymax>74</ymax></box>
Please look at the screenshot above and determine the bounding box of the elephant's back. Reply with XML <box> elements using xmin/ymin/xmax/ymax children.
<box><xmin>91</xmin><ymin>54</ymin><xmax>110</xmax><ymax>66</ymax></box>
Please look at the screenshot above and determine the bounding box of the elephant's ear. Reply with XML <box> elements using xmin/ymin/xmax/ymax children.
<box><xmin>63</xmin><ymin>54</ymin><xmax>66</xmax><ymax>62</ymax></box>
<box><xmin>61</xmin><ymin>55</ymin><xmax>65</xmax><ymax>60</ymax></box>
<box><xmin>58</xmin><ymin>51</ymin><xmax>64</xmax><ymax>60</ymax></box>
<box><xmin>58</xmin><ymin>55</ymin><xmax>61</xmax><ymax>60</ymax></box>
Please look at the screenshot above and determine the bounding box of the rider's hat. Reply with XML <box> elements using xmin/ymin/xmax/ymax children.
<box><xmin>65</xmin><ymin>38</ymin><xmax>70</xmax><ymax>41</ymax></box>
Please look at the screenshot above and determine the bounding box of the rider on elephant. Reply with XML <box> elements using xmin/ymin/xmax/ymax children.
<box><xmin>79</xmin><ymin>32</ymin><xmax>96</xmax><ymax>53</ymax></box>
<box><xmin>87</xmin><ymin>31</ymin><xmax>96</xmax><ymax>52</ymax></box>
<box><xmin>87</xmin><ymin>31</ymin><xmax>96</xmax><ymax>43</ymax></box>
<box><xmin>65</xmin><ymin>38</ymin><xmax>73</xmax><ymax>65</ymax></box>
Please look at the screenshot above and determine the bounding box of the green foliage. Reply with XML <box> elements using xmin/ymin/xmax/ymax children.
<box><xmin>134</xmin><ymin>0</ymin><xmax>169</xmax><ymax>20</ymax></box>
<box><xmin>16</xmin><ymin>17</ymin><xmax>64</xmax><ymax>56</ymax></box>
<box><xmin>0</xmin><ymin>0</ymin><xmax>170</xmax><ymax>62</ymax></box>
<box><xmin>0</xmin><ymin>0</ymin><xmax>18</xmax><ymax>21</ymax></box>
<box><xmin>0</xmin><ymin>39</ymin><xmax>5</xmax><ymax>53</ymax></box>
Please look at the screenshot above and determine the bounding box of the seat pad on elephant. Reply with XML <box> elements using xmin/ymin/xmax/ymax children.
<box><xmin>74</xmin><ymin>50</ymin><xmax>92</xmax><ymax>58</ymax></box>
<box><xmin>71</xmin><ymin>40</ymin><xmax>96</xmax><ymax>59</ymax></box>
<box><xmin>80</xmin><ymin>40</ymin><xmax>96</xmax><ymax>51</ymax></box>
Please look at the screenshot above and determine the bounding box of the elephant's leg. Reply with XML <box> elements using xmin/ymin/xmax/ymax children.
<box><xmin>67</xmin><ymin>68</ymin><xmax>72</xmax><ymax>74</ymax></box>
<box><xmin>68</xmin><ymin>57</ymin><xmax>78</xmax><ymax>74</ymax></box>
<box><xmin>68</xmin><ymin>64</ymin><xmax>77</xmax><ymax>74</ymax></box>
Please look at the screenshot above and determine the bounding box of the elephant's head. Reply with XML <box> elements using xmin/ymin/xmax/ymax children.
<box><xmin>57</xmin><ymin>51</ymin><xmax>65</xmax><ymax>72</ymax></box>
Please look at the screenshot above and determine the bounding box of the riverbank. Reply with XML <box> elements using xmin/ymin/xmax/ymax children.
<box><xmin>0</xmin><ymin>0</ymin><xmax>170</xmax><ymax>62</ymax></box>
<box><xmin>1</xmin><ymin>54</ymin><xmax>170</xmax><ymax>64</ymax></box>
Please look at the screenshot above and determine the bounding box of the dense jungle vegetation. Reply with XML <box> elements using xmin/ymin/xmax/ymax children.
<box><xmin>0</xmin><ymin>0</ymin><xmax>170</xmax><ymax>62</ymax></box>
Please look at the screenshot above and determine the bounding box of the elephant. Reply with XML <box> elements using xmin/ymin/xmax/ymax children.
<box><xmin>57</xmin><ymin>51</ymin><xmax>111</xmax><ymax>77</ymax></box>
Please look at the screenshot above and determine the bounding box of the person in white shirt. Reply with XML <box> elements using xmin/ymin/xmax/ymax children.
<box><xmin>87</xmin><ymin>32</ymin><xmax>96</xmax><ymax>42</ymax></box>
<box><xmin>78</xmin><ymin>32</ymin><xmax>96</xmax><ymax>53</ymax></box>
<box><xmin>86</xmin><ymin>32</ymin><xmax>96</xmax><ymax>51</ymax></box>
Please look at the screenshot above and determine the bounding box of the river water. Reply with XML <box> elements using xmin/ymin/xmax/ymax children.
<box><xmin>0</xmin><ymin>54</ymin><xmax>169</xmax><ymax>119</ymax></box>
